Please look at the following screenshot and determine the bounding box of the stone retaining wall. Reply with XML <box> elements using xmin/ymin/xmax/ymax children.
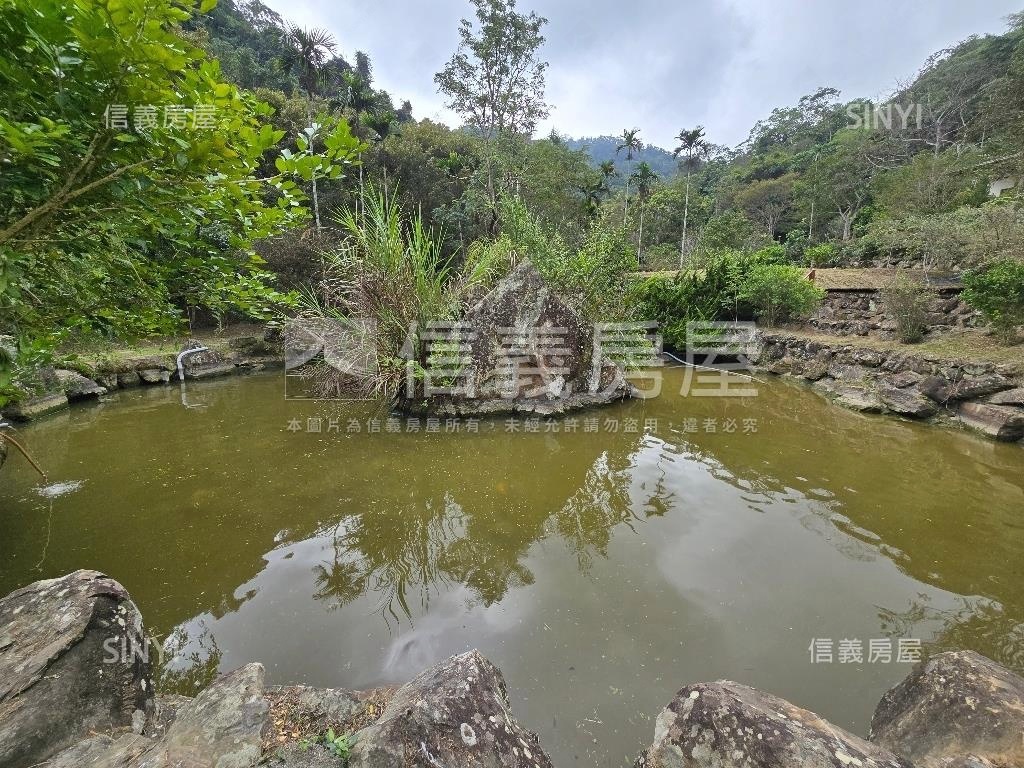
<box><xmin>808</xmin><ymin>289</ymin><xmax>977</xmax><ymax>338</ymax></box>
<box><xmin>758</xmin><ymin>332</ymin><xmax>1024</xmax><ymax>442</ymax></box>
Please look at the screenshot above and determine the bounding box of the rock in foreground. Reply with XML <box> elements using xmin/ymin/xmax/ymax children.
<box><xmin>349</xmin><ymin>649</ymin><xmax>553</xmax><ymax>768</ymax></box>
<box><xmin>870</xmin><ymin>650</ymin><xmax>1024</xmax><ymax>768</ymax></box>
<box><xmin>636</xmin><ymin>680</ymin><xmax>911</xmax><ymax>768</ymax></box>
<box><xmin>0</xmin><ymin>570</ymin><xmax>153</xmax><ymax>768</ymax></box>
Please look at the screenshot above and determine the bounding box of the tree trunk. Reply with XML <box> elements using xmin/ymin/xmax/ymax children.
<box><xmin>623</xmin><ymin>178</ymin><xmax>630</xmax><ymax>226</ymax></box>
<box><xmin>637</xmin><ymin>202</ymin><xmax>645</xmax><ymax>267</ymax></box>
<box><xmin>680</xmin><ymin>165</ymin><xmax>691</xmax><ymax>270</ymax></box>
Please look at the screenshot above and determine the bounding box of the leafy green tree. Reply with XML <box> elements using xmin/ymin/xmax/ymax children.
<box><xmin>734</xmin><ymin>174</ymin><xmax>795</xmax><ymax>237</ymax></box>
<box><xmin>673</xmin><ymin>125</ymin><xmax>709</xmax><ymax>266</ymax></box>
<box><xmin>434</xmin><ymin>0</ymin><xmax>549</xmax><ymax>136</ymax></box>
<box><xmin>361</xmin><ymin>109</ymin><xmax>399</xmax><ymax>187</ymax></box>
<box><xmin>0</xmin><ymin>0</ymin><xmax>364</xmax><ymax>363</ymax></box>
<box><xmin>434</xmin><ymin>0</ymin><xmax>549</xmax><ymax>229</ymax></box>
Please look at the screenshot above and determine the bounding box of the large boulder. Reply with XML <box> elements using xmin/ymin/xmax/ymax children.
<box><xmin>0</xmin><ymin>570</ymin><xmax>153</xmax><ymax>768</ymax></box>
<box><xmin>404</xmin><ymin>260</ymin><xmax>631</xmax><ymax>415</ymax></box>
<box><xmin>180</xmin><ymin>340</ymin><xmax>236</xmax><ymax>380</ymax></box>
<box><xmin>635</xmin><ymin>681</ymin><xmax>911</xmax><ymax>768</ymax></box>
<box><xmin>44</xmin><ymin>665</ymin><xmax>269</xmax><ymax>768</ymax></box>
<box><xmin>878</xmin><ymin>383</ymin><xmax>938</xmax><ymax>418</ymax></box>
<box><xmin>139</xmin><ymin>663</ymin><xmax>269</xmax><ymax>768</ymax></box>
<box><xmin>348</xmin><ymin>650</ymin><xmax>553</xmax><ymax>768</ymax></box>
<box><xmin>55</xmin><ymin>368</ymin><xmax>107</xmax><ymax>400</ymax></box>
<box><xmin>870</xmin><ymin>650</ymin><xmax>1024</xmax><ymax>768</ymax></box>
<box><xmin>956</xmin><ymin>402</ymin><xmax>1024</xmax><ymax>441</ymax></box>
<box><xmin>987</xmin><ymin>387</ymin><xmax>1024</xmax><ymax>406</ymax></box>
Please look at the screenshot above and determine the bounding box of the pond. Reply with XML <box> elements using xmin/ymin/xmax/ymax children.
<box><xmin>1</xmin><ymin>368</ymin><xmax>1023</xmax><ymax>766</ymax></box>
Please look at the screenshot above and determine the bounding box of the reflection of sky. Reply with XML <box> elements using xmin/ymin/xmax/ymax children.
<box><xmin>167</xmin><ymin>432</ymin><xmax>978</xmax><ymax>767</ymax></box>
<box><xmin>4</xmin><ymin>373</ymin><xmax>1021</xmax><ymax>768</ymax></box>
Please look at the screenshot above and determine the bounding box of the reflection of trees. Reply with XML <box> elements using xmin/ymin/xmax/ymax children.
<box><xmin>312</xmin><ymin>496</ymin><xmax>460</xmax><ymax>623</ymax></box>
<box><xmin>156</xmin><ymin>621</ymin><xmax>223</xmax><ymax>696</ymax></box>
<box><xmin>878</xmin><ymin>593</ymin><xmax>1024</xmax><ymax>673</ymax></box>
<box><xmin>555</xmin><ymin>452</ymin><xmax>637</xmax><ymax>571</ymax></box>
<box><xmin>310</xmin><ymin>437</ymin><xmax>658</xmax><ymax>620</ymax></box>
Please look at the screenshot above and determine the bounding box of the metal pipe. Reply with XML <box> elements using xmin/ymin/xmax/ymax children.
<box><xmin>176</xmin><ymin>346</ymin><xmax>209</xmax><ymax>382</ymax></box>
<box><xmin>661</xmin><ymin>351</ymin><xmax>763</xmax><ymax>383</ymax></box>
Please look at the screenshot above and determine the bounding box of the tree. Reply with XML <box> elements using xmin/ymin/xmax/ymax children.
<box><xmin>280</xmin><ymin>24</ymin><xmax>339</xmax><ymax>232</ymax></box>
<box><xmin>433</xmin><ymin>0</ymin><xmax>549</xmax><ymax>137</ymax></box>
<box><xmin>615</xmin><ymin>128</ymin><xmax>643</xmax><ymax>224</ymax></box>
<box><xmin>629</xmin><ymin>162</ymin><xmax>658</xmax><ymax>264</ymax></box>
<box><xmin>673</xmin><ymin>126</ymin><xmax>709</xmax><ymax>266</ymax></box>
<box><xmin>434</xmin><ymin>0</ymin><xmax>549</xmax><ymax>229</ymax></box>
<box><xmin>805</xmin><ymin>131</ymin><xmax>876</xmax><ymax>240</ymax></box>
<box><xmin>361</xmin><ymin>109</ymin><xmax>399</xmax><ymax>188</ymax></box>
<box><xmin>0</xmin><ymin>0</ymin><xmax>365</xmax><ymax>370</ymax></box>
<box><xmin>735</xmin><ymin>175</ymin><xmax>795</xmax><ymax>237</ymax></box>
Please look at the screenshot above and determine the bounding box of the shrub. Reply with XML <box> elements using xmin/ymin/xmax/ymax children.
<box><xmin>880</xmin><ymin>276</ymin><xmax>933</xmax><ymax>343</ymax></box>
<box><xmin>803</xmin><ymin>242</ymin><xmax>839</xmax><ymax>267</ymax></box>
<box><xmin>737</xmin><ymin>265</ymin><xmax>824</xmax><ymax>327</ymax></box>
<box><xmin>961</xmin><ymin>258</ymin><xmax>1024</xmax><ymax>342</ymax></box>
<box><xmin>627</xmin><ymin>254</ymin><xmax>746</xmax><ymax>348</ymax></box>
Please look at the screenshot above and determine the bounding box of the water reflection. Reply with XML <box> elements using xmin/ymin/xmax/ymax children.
<box><xmin>1</xmin><ymin>371</ymin><xmax>1022</xmax><ymax>766</ymax></box>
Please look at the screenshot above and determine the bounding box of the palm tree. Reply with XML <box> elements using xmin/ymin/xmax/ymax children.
<box><xmin>615</xmin><ymin>128</ymin><xmax>643</xmax><ymax>224</ymax></box>
<box><xmin>280</xmin><ymin>25</ymin><xmax>338</xmax><ymax>233</ymax></box>
<box><xmin>672</xmin><ymin>126</ymin><xmax>708</xmax><ymax>268</ymax></box>
<box><xmin>578</xmin><ymin>178</ymin><xmax>606</xmax><ymax>217</ymax></box>
<box><xmin>361</xmin><ymin>109</ymin><xmax>398</xmax><ymax>190</ymax></box>
<box><xmin>630</xmin><ymin>162</ymin><xmax>658</xmax><ymax>265</ymax></box>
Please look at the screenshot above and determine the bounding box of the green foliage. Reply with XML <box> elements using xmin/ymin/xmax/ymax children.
<box><xmin>736</xmin><ymin>264</ymin><xmax>824</xmax><ymax>326</ymax></box>
<box><xmin>803</xmin><ymin>242</ymin><xmax>839</xmax><ymax>267</ymax></box>
<box><xmin>962</xmin><ymin>258</ymin><xmax>1024</xmax><ymax>342</ymax></box>
<box><xmin>0</xmin><ymin>0</ymin><xmax>363</xmax><ymax>372</ymax></box>
<box><xmin>299</xmin><ymin>185</ymin><xmax>504</xmax><ymax>402</ymax></box>
<box><xmin>298</xmin><ymin>729</ymin><xmax>355</xmax><ymax>762</ymax></box>
<box><xmin>492</xmin><ymin>196</ymin><xmax>634</xmax><ymax>320</ymax></box>
<box><xmin>322</xmin><ymin>728</ymin><xmax>354</xmax><ymax>760</ymax></box>
<box><xmin>696</xmin><ymin>211</ymin><xmax>766</xmax><ymax>254</ymax></box>
<box><xmin>860</xmin><ymin>203</ymin><xmax>1024</xmax><ymax>270</ymax></box>
<box><xmin>434</xmin><ymin>0</ymin><xmax>549</xmax><ymax>136</ymax></box>
<box><xmin>880</xmin><ymin>276</ymin><xmax>934</xmax><ymax>343</ymax></box>
<box><xmin>627</xmin><ymin>257</ymin><xmax>737</xmax><ymax>349</ymax></box>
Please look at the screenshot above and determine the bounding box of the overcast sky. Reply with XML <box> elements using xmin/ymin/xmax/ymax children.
<box><xmin>260</xmin><ymin>0</ymin><xmax>1022</xmax><ymax>149</ymax></box>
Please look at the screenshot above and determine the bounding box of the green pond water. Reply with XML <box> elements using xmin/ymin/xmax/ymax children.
<box><xmin>1</xmin><ymin>368</ymin><xmax>1023</xmax><ymax>766</ymax></box>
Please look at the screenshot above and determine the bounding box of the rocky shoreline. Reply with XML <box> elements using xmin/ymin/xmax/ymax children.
<box><xmin>756</xmin><ymin>331</ymin><xmax>1024</xmax><ymax>443</ymax></box>
<box><xmin>1</xmin><ymin>332</ymin><xmax>284</xmax><ymax>423</ymax></box>
<box><xmin>2</xmin><ymin>571</ymin><xmax>1023</xmax><ymax>768</ymax></box>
